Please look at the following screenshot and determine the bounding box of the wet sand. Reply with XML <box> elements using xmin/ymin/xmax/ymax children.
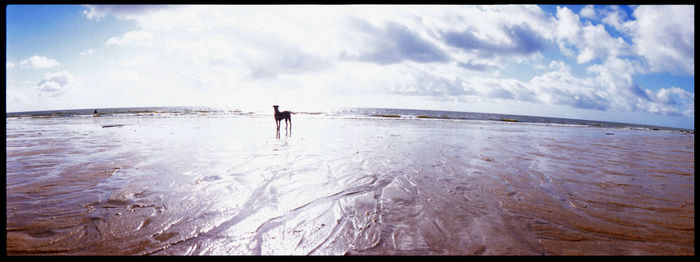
<box><xmin>5</xmin><ymin>114</ymin><xmax>695</xmax><ymax>255</ymax></box>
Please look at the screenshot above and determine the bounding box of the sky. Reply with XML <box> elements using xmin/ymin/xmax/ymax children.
<box><xmin>5</xmin><ymin>5</ymin><xmax>695</xmax><ymax>129</ymax></box>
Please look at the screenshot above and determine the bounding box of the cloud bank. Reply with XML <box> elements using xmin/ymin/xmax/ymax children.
<box><xmin>34</xmin><ymin>5</ymin><xmax>696</xmax><ymax>121</ymax></box>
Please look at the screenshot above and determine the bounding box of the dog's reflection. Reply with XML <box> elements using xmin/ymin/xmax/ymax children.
<box><xmin>275</xmin><ymin>128</ymin><xmax>291</xmax><ymax>139</ymax></box>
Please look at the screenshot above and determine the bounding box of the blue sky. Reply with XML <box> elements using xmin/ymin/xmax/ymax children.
<box><xmin>5</xmin><ymin>5</ymin><xmax>695</xmax><ymax>129</ymax></box>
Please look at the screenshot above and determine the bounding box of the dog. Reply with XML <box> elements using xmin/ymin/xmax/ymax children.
<box><xmin>273</xmin><ymin>105</ymin><xmax>292</xmax><ymax>135</ymax></box>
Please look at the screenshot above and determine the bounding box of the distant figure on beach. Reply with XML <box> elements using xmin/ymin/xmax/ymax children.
<box><xmin>93</xmin><ymin>109</ymin><xmax>98</xmax><ymax>114</ymax></box>
<box><xmin>273</xmin><ymin>105</ymin><xmax>292</xmax><ymax>137</ymax></box>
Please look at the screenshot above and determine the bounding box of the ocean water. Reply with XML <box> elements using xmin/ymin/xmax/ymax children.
<box><xmin>5</xmin><ymin>107</ymin><xmax>695</xmax><ymax>255</ymax></box>
<box><xmin>6</xmin><ymin>106</ymin><xmax>692</xmax><ymax>132</ymax></box>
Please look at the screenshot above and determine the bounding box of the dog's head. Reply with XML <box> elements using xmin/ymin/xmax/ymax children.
<box><xmin>273</xmin><ymin>105</ymin><xmax>279</xmax><ymax>109</ymax></box>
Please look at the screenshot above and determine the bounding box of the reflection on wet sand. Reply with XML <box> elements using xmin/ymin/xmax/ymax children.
<box><xmin>6</xmin><ymin>115</ymin><xmax>694</xmax><ymax>255</ymax></box>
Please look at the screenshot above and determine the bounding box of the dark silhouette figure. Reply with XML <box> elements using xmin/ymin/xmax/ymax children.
<box><xmin>273</xmin><ymin>105</ymin><xmax>292</xmax><ymax>137</ymax></box>
<box><xmin>93</xmin><ymin>109</ymin><xmax>98</xmax><ymax>114</ymax></box>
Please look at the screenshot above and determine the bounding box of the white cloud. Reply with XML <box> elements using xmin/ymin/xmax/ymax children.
<box><xmin>37</xmin><ymin>71</ymin><xmax>74</xmax><ymax>96</ymax></box>
<box><xmin>19</xmin><ymin>55</ymin><xmax>60</xmax><ymax>69</ymax></box>
<box><xmin>80</xmin><ymin>49</ymin><xmax>95</xmax><ymax>56</ymax></box>
<box><xmin>434</xmin><ymin>5</ymin><xmax>553</xmax><ymax>69</ymax></box>
<box><xmin>587</xmin><ymin>56</ymin><xmax>645</xmax><ymax>100</ymax></box>
<box><xmin>452</xmin><ymin>64</ymin><xmax>609</xmax><ymax>112</ymax></box>
<box><xmin>7</xmin><ymin>62</ymin><xmax>16</xmax><ymax>69</ymax></box>
<box><xmin>112</xmin><ymin>55</ymin><xmax>153</xmax><ymax>68</ymax></box>
<box><xmin>643</xmin><ymin>87</ymin><xmax>695</xmax><ymax>116</ymax></box>
<box><xmin>351</xmin><ymin>20</ymin><xmax>449</xmax><ymax>65</ymax></box>
<box><xmin>580</xmin><ymin>5</ymin><xmax>597</xmax><ymax>20</ymax></box>
<box><xmin>624</xmin><ymin>5</ymin><xmax>694</xmax><ymax>75</ymax></box>
<box><xmin>553</xmin><ymin>7</ymin><xmax>633</xmax><ymax>64</ymax></box>
<box><xmin>600</xmin><ymin>5</ymin><xmax>629</xmax><ymax>33</ymax></box>
<box><xmin>528</xmin><ymin>65</ymin><xmax>607</xmax><ymax>111</ymax></box>
<box><xmin>584</xmin><ymin>56</ymin><xmax>695</xmax><ymax>117</ymax></box>
<box><xmin>576</xmin><ymin>23</ymin><xmax>632</xmax><ymax>64</ymax></box>
<box><xmin>106</xmin><ymin>30</ymin><xmax>154</xmax><ymax>46</ymax></box>
<box><xmin>555</xmin><ymin>6</ymin><xmax>583</xmax><ymax>46</ymax></box>
<box><xmin>462</xmin><ymin>76</ymin><xmax>535</xmax><ymax>102</ymax></box>
<box><xmin>548</xmin><ymin>60</ymin><xmax>570</xmax><ymax>71</ymax></box>
<box><xmin>83</xmin><ymin>5</ymin><xmax>172</xmax><ymax>20</ymax></box>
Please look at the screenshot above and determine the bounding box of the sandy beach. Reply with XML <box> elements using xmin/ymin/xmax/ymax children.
<box><xmin>5</xmin><ymin>113</ymin><xmax>695</xmax><ymax>255</ymax></box>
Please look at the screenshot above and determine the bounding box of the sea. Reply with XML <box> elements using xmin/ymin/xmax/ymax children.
<box><xmin>5</xmin><ymin>106</ymin><xmax>693</xmax><ymax>133</ymax></box>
